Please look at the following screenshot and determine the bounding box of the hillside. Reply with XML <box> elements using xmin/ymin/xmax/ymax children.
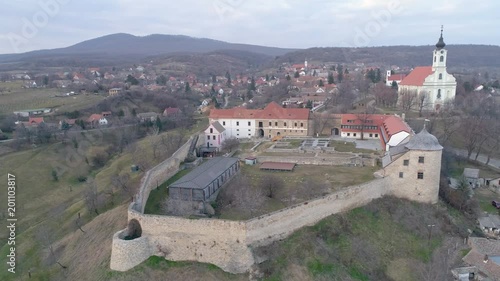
<box><xmin>274</xmin><ymin>45</ymin><xmax>500</xmax><ymax>70</ymax></box>
<box><xmin>0</xmin><ymin>33</ymin><xmax>295</xmax><ymax>64</ymax></box>
<box><xmin>17</xmin><ymin>197</ymin><xmax>471</xmax><ymax>281</ymax></box>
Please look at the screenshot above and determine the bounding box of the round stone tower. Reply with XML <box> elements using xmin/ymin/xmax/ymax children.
<box><xmin>384</xmin><ymin>126</ymin><xmax>443</xmax><ymax>204</ymax></box>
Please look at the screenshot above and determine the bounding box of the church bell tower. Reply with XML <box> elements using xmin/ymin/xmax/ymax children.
<box><xmin>432</xmin><ymin>26</ymin><xmax>447</xmax><ymax>71</ymax></box>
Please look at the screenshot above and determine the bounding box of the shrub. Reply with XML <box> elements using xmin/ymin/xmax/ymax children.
<box><xmin>124</xmin><ymin>219</ymin><xmax>142</xmax><ymax>240</ymax></box>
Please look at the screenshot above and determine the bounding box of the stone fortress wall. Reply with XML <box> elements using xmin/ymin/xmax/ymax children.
<box><xmin>110</xmin><ymin>135</ymin><xmax>442</xmax><ymax>274</ymax></box>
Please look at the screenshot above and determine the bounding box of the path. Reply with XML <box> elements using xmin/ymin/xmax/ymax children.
<box><xmin>448</xmin><ymin>148</ymin><xmax>500</xmax><ymax>170</ymax></box>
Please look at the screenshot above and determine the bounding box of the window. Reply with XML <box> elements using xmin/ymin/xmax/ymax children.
<box><xmin>248</xmin><ymin>121</ymin><xmax>251</xmax><ymax>126</ymax></box>
<box><xmin>440</xmin><ymin>56</ymin><xmax>444</xmax><ymax>62</ymax></box>
<box><xmin>300</xmin><ymin>123</ymin><xmax>303</xmax><ymax>127</ymax></box>
<box><xmin>417</xmin><ymin>172</ymin><xmax>424</xmax><ymax>179</ymax></box>
<box><xmin>295</xmin><ymin>122</ymin><xmax>297</xmax><ymax>127</ymax></box>
<box><xmin>284</xmin><ymin>122</ymin><xmax>287</xmax><ymax>127</ymax></box>
<box><xmin>236</xmin><ymin>122</ymin><xmax>239</xmax><ymax>126</ymax></box>
<box><xmin>437</xmin><ymin>89</ymin><xmax>441</xmax><ymax>99</ymax></box>
<box><xmin>418</xmin><ymin>156</ymin><xmax>424</xmax><ymax>163</ymax></box>
<box><xmin>347</xmin><ymin>133</ymin><xmax>350</xmax><ymax>136</ymax></box>
<box><xmin>353</xmin><ymin>133</ymin><xmax>357</xmax><ymax>137</ymax></box>
<box><xmin>399</xmin><ymin>172</ymin><xmax>404</xmax><ymax>178</ymax></box>
<box><xmin>275</xmin><ymin>122</ymin><xmax>278</xmax><ymax>126</ymax></box>
<box><xmin>248</xmin><ymin>129</ymin><xmax>251</xmax><ymax>131</ymax></box>
<box><xmin>236</xmin><ymin>129</ymin><xmax>239</xmax><ymax>131</ymax></box>
<box><xmin>212</xmin><ymin>136</ymin><xmax>216</xmax><ymax>140</ymax></box>
<box><xmin>375</xmin><ymin>134</ymin><xmax>378</xmax><ymax>138</ymax></box>
<box><xmin>269</xmin><ymin>122</ymin><xmax>272</xmax><ymax>126</ymax></box>
<box><xmin>210</xmin><ymin>128</ymin><xmax>213</xmax><ymax>133</ymax></box>
<box><xmin>223</xmin><ymin>121</ymin><xmax>226</xmax><ymax>126</ymax></box>
<box><xmin>207</xmin><ymin>136</ymin><xmax>210</xmax><ymax>140</ymax></box>
<box><xmin>403</xmin><ymin>159</ymin><xmax>409</xmax><ymax>166</ymax></box>
<box><xmin>434</xmin><ymin>56</ymin><xmax>436</xmax><ymax>62</ymax></box>
<box><xmin>438</xmin><ymin>73</ymin><xmax>442</xmax><ymax>80</ymax></box>
<box><xmin>369</xmin><ymin>134</ymin><xmax>373</xmax><ymax>137</ymax></box>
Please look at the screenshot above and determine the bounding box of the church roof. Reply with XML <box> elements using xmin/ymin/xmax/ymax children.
<box><xmin>405</xmin><ymin>127</ymin><xmax>443</xmax><ymax>151</ymax></box>
<box><xmin>399</xmin><ymin>66</ymin><xmax>434</xmax><ymax>86</ymax></box>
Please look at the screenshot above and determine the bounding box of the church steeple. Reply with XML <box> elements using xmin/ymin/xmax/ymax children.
<box><xmin>435</xmin><ymin>25</ymin><xmax>446</xmax><ymax>50</ymax></box>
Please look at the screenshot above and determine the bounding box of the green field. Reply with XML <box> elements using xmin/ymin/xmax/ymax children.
<box><xmin>0</xmin><ymin>81</ymin><xmax>105</xmax><ymax>115</ymax></box>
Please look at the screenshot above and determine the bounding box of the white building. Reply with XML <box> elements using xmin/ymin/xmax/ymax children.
<box><xmin>204</xmin><ymin>121</ymin><xmax>226</xmax><ymax>149</ymax></box>
<box><xmin>398</xmin><ymin>27</ymin><xmax>457</xmax><ymax>111</ymax></box>
<box><xmin>385</xmin><ymin>71</ymin><xmax>405</xmax><ymax>87</ymax></box>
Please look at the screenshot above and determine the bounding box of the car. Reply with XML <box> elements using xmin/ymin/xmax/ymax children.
<box><xmin>492</xmin><ymin>200</ymin><xmax>500</xmax><ymax>209</ymax></box>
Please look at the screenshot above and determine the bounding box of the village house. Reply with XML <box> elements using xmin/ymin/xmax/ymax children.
<box><xmin>163</xmin><ymin>107</ymin><xmax>182</xmax><ymax>118</ymax></box>
<box><xmin>204</xmin><ymin>121</ymin><xmax>226</xmax><ymax>150</ymax></box>
<box><xmin>87</xmin><ymin>114</ymin><xmax>108</xmax><ymax>128</ymax></box>
<box><xmin>59</xmin><ymin>119</ymin><xmax>76</xmax><ymax>129</ymax></box>
<box><xmin>462</xmin><ymin>237</ymin><xmax>500</xmax><ymax>279</ymax></box>
<box><xmin>398</xmin><ymin>27</ymin><xmax>457</xmax><ymax>111</ymax></box>
<box><xmin>108</xmin><ymin>88</ymin><xmax>123</xmax><ymax>96</ymax></box>
<box><xmin>463</xmin><ymin>168</ymin><xmax>482</xmax><ymax>188</ymax></box>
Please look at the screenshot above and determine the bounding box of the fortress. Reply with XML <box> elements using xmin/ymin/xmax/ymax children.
<box><xmin>110</xmin><ymin>127</ymin><xmax>443</xmax><ymax>274</ymax></box>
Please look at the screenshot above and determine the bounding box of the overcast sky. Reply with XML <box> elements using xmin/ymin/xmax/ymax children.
<box><xmin>0</xmin><ymin>0</ymin><xmax>498</xmax><ymax>54</ymax></box>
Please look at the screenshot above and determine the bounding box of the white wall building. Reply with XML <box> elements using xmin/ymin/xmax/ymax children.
<box><xmin>204</xmin><ymin>121</ymin><xmax>226</xmax><ymax>149</ymax></box>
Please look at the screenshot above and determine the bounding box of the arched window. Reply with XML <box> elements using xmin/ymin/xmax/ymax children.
<box><xmin>439</xmin><ymin>73</ymin><xmax>443</xmax><ymax>80</ymax></box>
<box><xmin>437</xmin><ymin>89</ymin><xmax>441</xmax><ymax>99</ymax></box>
<box><xmin>440</xmin><ymin>56</ymin><xmax>444</xmax><ymax>62</ymax></box>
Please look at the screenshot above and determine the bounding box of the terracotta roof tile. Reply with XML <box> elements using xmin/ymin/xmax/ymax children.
<box><xmin>399</xmin><ymin>66</ymin><xmax>434</xmax><ymax>86</ymax></box>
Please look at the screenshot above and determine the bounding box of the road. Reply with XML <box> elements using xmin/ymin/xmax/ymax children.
<box><xmin>448</xmin><ymin>148</ymin><xmax>500</xmax><ymax>170</ymax></box>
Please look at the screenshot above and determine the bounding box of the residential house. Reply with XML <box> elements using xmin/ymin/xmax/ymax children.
<box><xmin>487</xmin><ymin>177</ymin><xmax>500</xmax><ymax>190</ymax></box>
<box><xmin>28</xmin><ymin>117</ymin><xmax>44</xmax><ymax>126</ymax></box>
<box><xmin>463</xmin><ymin>168</ymin><xmax>481</xmax><ymax>188</ymax></box>
<box><xmin>398</xmin><ymin>29</ymin><xmax>456</xmax><ymax>111</ymax></box>
<box><xmin>462</xmin><ymin>237</ymin><xmax>500</xmax><ymax>279</ymax></box>
<box><xmin>108</xmin><ymin>88</ymin><xmax>123</xmax><ymax>96</ymax></box>
<box><xmin>205</xmin><ymin>121</ymin><xmax>226</xmax><ymax>149</ymax></box>
<box><xmin>87</xmin><ymin>114</ymin><xmax>108</xmax><ymax>128</ymax></box>
<box><xmin>163</xmin><ymin>107</ymin><xmax>182</xmax><ymax>118</ymax></box>
<box><xmin>478</xmin><ymin>214</ymin><xmax>500</xmax><ymax>237</ymax></box>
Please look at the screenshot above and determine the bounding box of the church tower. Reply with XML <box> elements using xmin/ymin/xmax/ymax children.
<box><xmin>432</xmin><ymin>26</ymin><xmax>447</xmax><ymax>71</ymax></box>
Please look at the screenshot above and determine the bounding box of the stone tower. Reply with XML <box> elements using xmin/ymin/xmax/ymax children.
<box><xmin>383</xmin><ymin>126</ymin><xmax>443</xmax><ymax>204</ymax></box>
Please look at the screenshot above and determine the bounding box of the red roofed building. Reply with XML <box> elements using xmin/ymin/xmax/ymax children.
<box><xmin>340</xmin><ymin>113</ymin><xmax>412</xmax><ymax>151</ymax></box>
<box><xmin>209</xmin><ymin>102</ymin><xmax>310</xmax><ymax>139</ymax></box>
<box><xmin>398</xmin><ymin>27</ymin><xmax>457</xmax><ymax>111</ymax></box>
<box><xmin>28</xmin><ymin>117</ymin><xmax>44</xmax><ymax>126</ymax></box>
<box><xmin>385</xmin><ymin>72</ymin><xmax>406</xmax><ymax>87</ymax></box>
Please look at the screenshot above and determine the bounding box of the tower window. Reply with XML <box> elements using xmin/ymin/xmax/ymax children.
<box><xmin>418</xmin><ymin>156</ymin><xmax>425</xmax><ymax>163</ymax></box>
<box><xmin>223</xmin><ymin>121</ymin><xmax>226</xmax><ymax>126</ymax></box>
<box><xmin>437</xmin><ymin>89</ymin><xmax>441</xmax><ymax>99</ymax></box>
<box><xmin>403</xmin><ymin>159</ymin><xmax>409</xmax><ymax>166</ymax></box>
<box><xmin>236</xmin><ymin>122</ymin><xmax>239</xmax><ymax>126</ymax></box>
<box><xmin>438</xmin><ymin>73</ymin><xmax>442</xmax><ymax>80</ymax></box>
<box><xmin>440</xmin><ymin>56</ymin><xmax>444</xmax><ymax>62</ymax></box>
<box><xmin>399</xmin><ymin>172</ymin><xmax>404</xmax><ymax>178</ymax></box>
<box><xmin>248</xmin><ymin>121</ymin><xmax>251</xmax><ymax>126</ymax></box>
<box><xmin>417</xmin><ymin>172</ymin><xmax>424</xmax><ymax>179</ymax></box>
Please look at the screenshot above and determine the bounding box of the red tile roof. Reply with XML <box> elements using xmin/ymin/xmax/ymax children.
<box><xmin>209</xmin><ymin>102</ymin><xmax>309</xmax><ymax>120</ymax></box>
<box><xmin>87</xmin><ymin>114</ymin><xmax>102</xmax><ymax>122</ymax></box>
<box><xmin>163</xmin><ymin>107</ymin><xmax>180</xmax><ymax>115</ymax></box>
<box><xmin>382</xmin><ymin>116</ymin><xmax>411</xmax><ymax>137</ymax></box>
<box><xmin>399</xmin><ymin>66</ymin><xmax>434</xmax><ymax>86</ymax></box>
<box><xmin>29</xmin><ymin>117</ymin><xmax>44</xmax><ymax>124</ymax></box>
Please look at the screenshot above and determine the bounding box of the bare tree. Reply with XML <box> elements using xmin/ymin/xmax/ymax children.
<box><xmin>461</xmin><ymin>116</ymin><xmax>486</xmax><ymax>159</ymax></box>
<box><xmin>260</xmin><ymin>175</ymin><xmax>284</xmax><ymax>199</ymax></box>
<box><xmin>111</xmin><ymin>173</ymin><xmax>134</xmax><ymax>201</ymax></box>
<box><xmin>221</xmin><ymin>137</ymin><xmax>240</xmax><ymax>153</ymax></box>
<box><xmin>84</xmin><ymin>178</ymin><xmax>101</xmax><ymax>216</ymax></box>
<box><xmin>36</xmin><ymin>222</ymin><xmax>68</xmax><ymax>270</ymax></box>
<box><xmin>416</xmin><ymin>91</ymin><xmax>431</xmax><ymax>117</ymax></box>
<box><xmin>355</xmin><ymin>104</ymin><xmax>377</xmax><ymax>140</ymax></box>
<box><xmin>398</xmin><ymin>88</ymin><xmax>418</xmax><ymax>112</ymax></box>
<box><xmin>371</xmin><ymin>82</ymin><xmax>397</xmax><ymax>107</ymax></box>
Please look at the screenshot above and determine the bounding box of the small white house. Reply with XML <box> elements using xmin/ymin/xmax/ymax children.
<box><xmin>205</xmin><ymin>121</ymin><xmax>226</xmax><ymax>149</ymax></box>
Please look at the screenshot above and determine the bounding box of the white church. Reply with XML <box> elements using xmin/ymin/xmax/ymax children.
<box><xmin>398</xmin><ymin>27</ymin><xmax>457</xmax><ymax>111</ymax></box>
